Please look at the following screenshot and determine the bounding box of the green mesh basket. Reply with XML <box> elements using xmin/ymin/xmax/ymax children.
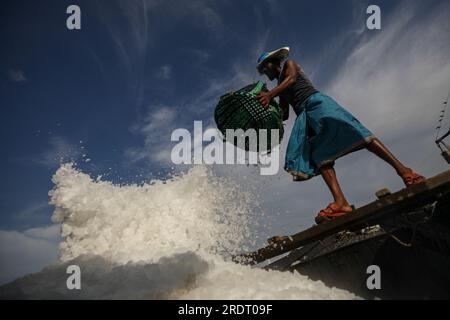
<box><xmin>214</xmin><ymin>81</ymin><xmax>284</xmax><ymax>152</ymax></box>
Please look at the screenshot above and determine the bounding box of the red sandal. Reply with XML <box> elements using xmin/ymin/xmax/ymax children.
<box><xmin>315</xmin><ymin>203</ymin><xmax>353</xmax><ymax>225</ymax></box>
<box><xmin>401</xmin><ymin>170</ymin><xmax>426</xmax><ymax>188</ymax></box>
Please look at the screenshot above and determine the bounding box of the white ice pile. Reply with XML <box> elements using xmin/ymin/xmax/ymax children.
<box><xmin>0</xmin><ymin>164</ymin><xmax>355</xmax><ymax>299</ymax></box>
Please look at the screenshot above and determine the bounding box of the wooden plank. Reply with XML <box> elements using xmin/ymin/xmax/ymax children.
<box><xmin>233</xmin><ymin>170</ymin><xmax>450</xmax><ymax>265</ymax></box>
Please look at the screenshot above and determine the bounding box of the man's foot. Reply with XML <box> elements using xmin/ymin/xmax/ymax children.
<box><xmin>315</xmin><ymin>203</ymin><xmax>353</xmax><ymax>225</ymax></box>
<box><xmin>400</xmin><ymin>168</ymin><xmax>426</xmax><ymax>188</ymax></box>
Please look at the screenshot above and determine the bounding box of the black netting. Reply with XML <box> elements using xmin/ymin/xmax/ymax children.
<box><xmin>214</xmin><ymin>82</ymin><xmax>284</xmax><ymax>152</ymax></box>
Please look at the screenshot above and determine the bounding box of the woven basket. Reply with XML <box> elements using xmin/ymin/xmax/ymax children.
<box><xmin>214</xmin><ymin>81</ymin><xmax>284</xmax><ymax>152</ymax></box>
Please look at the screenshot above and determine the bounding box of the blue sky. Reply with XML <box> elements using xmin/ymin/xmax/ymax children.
<box><xmin>1</xmin><ymin>0</ymin><xmax>450</xmax><ymax>283</ymax></box>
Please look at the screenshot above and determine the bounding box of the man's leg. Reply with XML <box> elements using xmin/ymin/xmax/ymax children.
<box><xmin>366</xmin><ymin>138</ymin><xmax>410</xmax><ymax>175</ymax></box>
<box><xmin>366</xmin><ymin>138</ymin><xmax>426</xmax><ymax>186</ymax></box>
<box><xmin>320</xmin><ymin>164</ymin><xmax>352</xmax><ymax>210</ymax></box>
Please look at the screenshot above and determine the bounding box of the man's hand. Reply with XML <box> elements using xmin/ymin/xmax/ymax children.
<box><xmin>256</xmin><ymin>91</ymin><xmax>273</xmax><ymax>108</ymax></box>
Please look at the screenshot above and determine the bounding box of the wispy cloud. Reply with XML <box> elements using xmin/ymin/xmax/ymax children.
<box><xmin>86</xmin><ymin>47</ymin><xmax>105</xmax><ymax>76</ymax></box>
<box><xmin>327</xmin><ymin>0</ymin><xmax>450</xmax><ymax>147</ymax></box>
<box><xmin>15</xmin><ymin>201</ymin><xmax>50</xmax><ymax>221</ymax></box>
<box><xmin>35</xmin><ymin>136</ymin><xmax>82</xmax><ymax>168</ymax></box>
<box><xmin>9</xmin><ymin>69</ymin><xmax>27</xmax><ymax>83</ymax></box>
<box><xmin>124</xmin><ymin>22</ymin><xmax>276</xmax><ymax>168</ymax></box>
<box><xmin>126</xmin><ymin>106</ymin><xmax>178</xmax><ymax>164</ymax></box>
<box><xmin>97</xmin><ymin>0</ymin><xmax>226</xmax><ymax>107</ymax></box>
<box><xmin>156</xmin><ymin>65</ymin><xmax>172</xmax><ymax>80</ymax></box>
<box><xmin>184</xmin><ymin>48</ymin><xmax>211</xmax><ymax>64</ymax></box>
<box><xmin>184</xmin><ymin>29</ymin><xmax>275</xmax><ymax>116</ymax></box>
<box><xmin>0</xmin><ymin>225</ymin><xmax>60</xmax><ymax>285</ymax></box>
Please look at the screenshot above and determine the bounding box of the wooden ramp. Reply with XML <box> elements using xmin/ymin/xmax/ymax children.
<box><xmin>233</xmin><ymin>170</ymin><xmax>450</xmax><ymax>266</ymax></box>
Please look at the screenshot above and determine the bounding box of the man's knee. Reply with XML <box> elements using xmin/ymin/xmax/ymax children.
<box><xmin>318</xmin><ymin>161</ymin><xmax>335</xmax><ymax>172</ymax></box>
<box><xmin>368</xmin><ymin>137</ymin><xmax>379</xmax><ymax>145</ymax></box>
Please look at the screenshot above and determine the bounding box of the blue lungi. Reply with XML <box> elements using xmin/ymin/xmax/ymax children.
<box><xmin>285</xmin><ymin>92</ymin><xmax>376</xmax><ymax>181</ymax></box>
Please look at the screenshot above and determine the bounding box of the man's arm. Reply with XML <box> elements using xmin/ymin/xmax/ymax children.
<box><xmin>257</xmin><ymin>59</ymin><xmax>298</xmax><ymax>107</ymax></box>
<box><xmin>280</xmin><ymin>96</ymin><xmax>289</xmax><ymax>121</ymax></box>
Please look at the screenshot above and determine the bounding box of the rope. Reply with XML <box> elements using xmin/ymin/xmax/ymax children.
<box><xmin>379</xmin><ymin>201</ymin><xmax>438</xmax><ymax>248</ymax></box>
<box><xmin>435</xmin><ymin>89</ymin><xmax>450</xmax><ymax>147</ymax></box>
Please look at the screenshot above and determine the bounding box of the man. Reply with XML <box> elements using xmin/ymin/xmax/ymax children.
<box><xmin>256</xmin><ymin>47</ymin><xmax>426</xmax><ymax>224</ymax></box>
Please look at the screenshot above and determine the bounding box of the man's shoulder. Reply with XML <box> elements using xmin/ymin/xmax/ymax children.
<box><xmin>282</xmin><ymin>59</ymin><xmax>300</xmax><ymax>75</ymax></box>
<box><xmin>285</xmin><ymin>59</ymin><xmax>298</xmax><ymax>66</ymax></box>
